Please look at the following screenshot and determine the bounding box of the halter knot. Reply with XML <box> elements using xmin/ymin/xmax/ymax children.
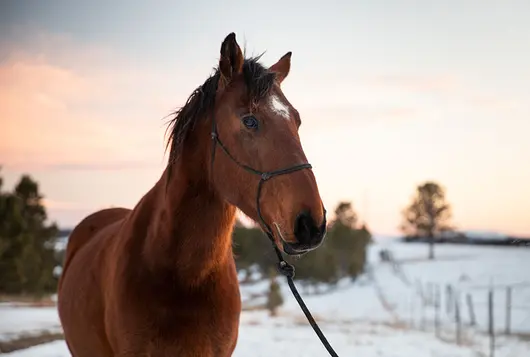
<box><xmin>261</xmin><ymin>172</ymin><xmax>272</xmax><ymax>181</ymax></box>
<box><xmin>278</xmin><ymin>260</ymin><xmax>295</xmax><ymax>279</ymax></box>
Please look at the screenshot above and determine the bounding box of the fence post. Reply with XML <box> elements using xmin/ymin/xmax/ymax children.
<box><xmin>409</xmin><ymin>291</ymin><xmax>415</xmax><ymax>328</ymax></box>
<box><xmin>435</xmin><ymin>283</ymin><xmax>441</xmax><ymax>337</ymax></box>
<box><xmin>446</xmin><ymin>284</ymin><xmax>453</xmax><ymax>315</ymax></box>
<box><xmin>455</xmin><ymin>293</ymin><xmax>462</xmax><ymax>345</ymax></box>
<box><xmin>428</xmin><ymin>282</ymin><xmax>434</xmax><ymax>306</ymax></box>
<box><xmin>505</xmin><ymin>286</ymin><xmax>512</xmax><ymax>335</ymax></box>
<box><xmin>417</xmin><ymin>280</ymin><xmax>426</xmax><ymax>330</ymax></box>
<box><xmin>416</xmin><ymin>279</ymin><xmax>423</xmax><ymax>301</ymax></box>
<box><xmin>466</xmin><ymin>293</ymin><xmax>476</xmax><ymax>326</ymax></box>
<box><xmin>488</xmin><ymin>289</ymin><xmax>495</xmax><ymax>357</ymax></box>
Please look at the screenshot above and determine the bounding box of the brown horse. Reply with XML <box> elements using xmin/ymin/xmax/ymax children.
<box><xmin>58</xmin><ymin>33</ymin><xmax>327</xmax><ymax>357</ymax></box>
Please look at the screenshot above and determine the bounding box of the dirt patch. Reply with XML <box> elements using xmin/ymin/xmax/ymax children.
<box><xmin>0</xmin><ymin>294</ymin><xmax>56</xmax><ymax>307</ymax></box>
<box><xmin>511</xmin><ymin>332</ymin><xmax>530</xmax><ymax>341</ymax></box>
<box><xmin>0</xmin><ymin>331</ymin><xmax>64</xmax><ymax>353</ymax></box>
<box><xmin>241</xmin><ymin>303</ymin><xmax>265</xmax><ymax>311</ymax></box>
<box><xmin>436</xmin><ymin>330</ymin><xmax>475</xmax><ymax>347</ymax></box>
<box><xmin>397</xmin><ymin>255</ymin><xmax>473</xmax><ymax>265</ymax></box>
<box><xmin>292</xmin><ymin>313</ymin><xmax>329</xmax><ymax>326</ymax></box>
<box><xmin>244</xmin><ymin>318</ymin><xmax>263</xmax><ymax>326</ymax></box>
<box><xmin>7</xmin><ymin>301</ymin><xmax>57</xmax><ymax>308</ymax></box>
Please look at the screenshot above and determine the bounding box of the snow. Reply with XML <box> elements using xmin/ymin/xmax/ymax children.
<box><xmin>3</xmin><ymin>311</ymin><xmax>530</xmax><ymax>357</ymax></box>
<box><xmin>2</xmin><ymin>239</ymin><xmax>530</xmax><ymax>356</ymax></box>
<box><xmin>53</xmin><ymin>235</ymin><xmax>69</xmax><ymax>251</ymax></box>
<box><xmin>0</xmin><ymin>305</ymin><xmax>62</xmax><ymax>342</ymax></box>
<box><xmin>373</xmin><ymin>240</ymin><xmax>530</xmax><ymax>335</ymax></box>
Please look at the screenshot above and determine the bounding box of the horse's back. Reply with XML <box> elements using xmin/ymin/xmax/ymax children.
<box><xmin>60</xmin><ymin>207</ymin><xmax>130</xmax><ymax>275</ymax></box>
<box><xmin>58</xmin><ymin>207</ymin><xmax>130</xmax><ymax>357</ymax></box>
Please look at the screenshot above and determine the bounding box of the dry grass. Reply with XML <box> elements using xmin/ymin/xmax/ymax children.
<box><xmin>0</xmin><ymin>331</ymin><xmax>64</xmax><ymax>353</ymax></box>
<box><xmin>0</xmin><ymin>294</ymin><xmax>56</xmax><ymax>307</ymax></box>
<box><xmin>511</xmin><ymin>332</ymin><xmax>530</xmax><ymax>341</ymax></box>
<box><xmin>241</xmin><ymin>304</ymin><xmax>265</xmax><ymax>312</ymax></box>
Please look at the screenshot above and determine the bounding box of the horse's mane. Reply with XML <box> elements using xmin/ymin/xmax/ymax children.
<box><xmin>165</xmin><ymin>54</ymin><xmax>276</xmax><ymax>166</ymax></box>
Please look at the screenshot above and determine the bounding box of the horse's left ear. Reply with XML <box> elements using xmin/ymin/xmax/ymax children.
<box><xmin>219</xmin><ymin>33</ymin><xmax>244</xmax><ymax>87</ymax></box>
<box><xmin>269</xmin><ymin>52</ymin><xmax>292</xmax><ymax>84</ymax></box>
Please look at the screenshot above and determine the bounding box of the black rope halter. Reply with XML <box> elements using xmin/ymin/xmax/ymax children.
<box><xmin>210</xmin><ymin>113</ymin><xmax>339</xmax><ymax>357</ymax></box>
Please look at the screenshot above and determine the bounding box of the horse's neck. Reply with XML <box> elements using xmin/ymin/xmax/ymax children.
<box><xmin>132</xmin><ymin>162</ymin><xmax>236</xmax><ymax>286</ymax></box>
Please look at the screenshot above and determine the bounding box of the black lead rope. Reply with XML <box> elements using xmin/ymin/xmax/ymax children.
<box><xmin>210</xmin><ymin>116</ymin><xmax>340</xmax><ymax>357</ymax></box>
<box><xmin>273</xmin><ymin>244</ymin><xmax>339</xmax><ymax>357</ymax></box>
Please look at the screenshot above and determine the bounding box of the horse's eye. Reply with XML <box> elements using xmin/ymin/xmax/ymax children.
<box><xmin>242</xmin><ymin>115</ymin><xmax>259</xmax><ymax>130</ymax></box>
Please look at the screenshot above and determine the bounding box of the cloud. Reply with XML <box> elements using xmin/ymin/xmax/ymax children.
<box><xmin>0</xmin><ymin>33</ymin><xmax>190</xmax><ymax>171</ymax></box>
<box><xmin>40</xmin><ymin>198</ymin><xmax>108</xmax><ymax>227</ymax></box>
<box><xmin>365</xmin><ymin>74</ymin><xmax>462</xmax><ymax>94</ymax></box>
<box><xmin>363</xmin><ymin>73</ymin><xmax>529</xmax><ymax>116</ymax></box>
<box><xmin>4</xmin><ymin>160</ymin><xmax>165</xmax><ymax>172</ymax></box>
<box><xmin>467</xmin><ymin>96</ymin><xmax>527</xmax><ymax>112</ymax></box>
<box><xmin>41</xmin><ymin>198</ymin><xmax>93</xmax><ymax>211</ymax></box>
<box><xmin>302</xmin><ymin>105</ymin><xmax>417</xmax><ymax>128</ymax></box>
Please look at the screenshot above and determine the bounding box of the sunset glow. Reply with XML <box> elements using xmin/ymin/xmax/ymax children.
<box><xmin>1</xmin><ymin>0</ymin><xmax>529</xmax><ymax>236</ymax></box>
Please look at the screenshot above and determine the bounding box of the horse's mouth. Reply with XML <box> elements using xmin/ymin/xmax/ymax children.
<box><xmin>273</xmin><ymin>222</ymin><xmax>308</xmax><ymax>256</ymax></box>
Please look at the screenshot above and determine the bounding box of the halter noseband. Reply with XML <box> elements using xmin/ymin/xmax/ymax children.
<box><xmin>209</xmin><ymin>113</ymin><xmax>339</xmax><ymax>357</ymax></box>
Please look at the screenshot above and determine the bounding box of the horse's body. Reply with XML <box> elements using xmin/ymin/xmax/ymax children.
<box><xmin>59</xmin><ymin>177</ymin><xmax>240</xmax><ymax>356</ymax></box>
<box><xmin>58</xmin><ymin>33</ymin><xmax>326</xmax><ymax>357</ymax></box>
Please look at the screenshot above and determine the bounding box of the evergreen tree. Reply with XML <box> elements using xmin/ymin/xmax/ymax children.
<box><xmin>333</xmin><ymin>201</ymin><xmax>357</xmax><ymax>229</ymax></box>
<box><xmin>232</xmin><ymin>222</ymin><xmax>275</xmax><ymax>280</ymax></box>
<box><xmin>231</xmin><ymin>200</ymin><xmax>372</xmax><ymax>288</ymax></box>
<box><xmin>0</xmin><ymin>171</ymin><xmax>59</xmax><ymax>296</ymax></box>
<box><xmin>347</xmin><ymin>224</ymin><xmax>372</xmax><ymax>279</ymax></box>
<box><xmin>311</xmin><ymin>246</ymin><xmax>340</xmax><ymax>286</ymax></box>
<box><xmin>266</xmin><ymin>268</ymin><xmax>283</xmax><ymax>316</ymax></box>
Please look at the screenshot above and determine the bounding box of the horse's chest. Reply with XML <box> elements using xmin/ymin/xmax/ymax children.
<box><xmin>110</xmin><ymin>265</ymin><xmax>241</xmax><ymax>356</ymax></box>
<box><xmin>111</xmin><ymin>293</ymin><xmax>241</xmax><ymax>357</ymax></box>
<box><xmin>153</xmin><ymin>284</ymin><xmax>241</xmax><ymax>355</ymax></box>
<box><xmin>146</xmin><ymin>295</ymin><xmax>240</xmax><ymax>356</ymax></box>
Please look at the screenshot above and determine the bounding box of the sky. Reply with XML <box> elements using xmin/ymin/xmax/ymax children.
<box><xmin>1</xmin><ymin>0</ymin><xmax>529</xmax><ymax>236</ymax></box>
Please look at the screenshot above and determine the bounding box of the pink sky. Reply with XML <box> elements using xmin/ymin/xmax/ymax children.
<box><xmin>1</xmin><ymin>2</ymin><xmax>530</xmax><ymax>236</ymax></box>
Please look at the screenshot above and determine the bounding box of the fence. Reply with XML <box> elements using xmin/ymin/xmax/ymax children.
<box><xmin>410</xmin><ymin>279</ymin><xmax>530</xmax><ymax>357</ymax></box>
<box><xmin>379</xmin><ymin>250</ymin><xmax>530</xmax><ymax>357</ymax></box>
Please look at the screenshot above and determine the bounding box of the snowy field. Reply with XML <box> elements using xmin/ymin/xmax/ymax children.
<box><xmin>2</xmin><ymin>239</ymin><xmax>530</xmax><ymax>356</ymax></box>
<box><xmin>0</xmin><ymin>304</ymin><xmax>62</xmax><ymax>343</ymax></box>
<box><xmin>373</xmin><ymin>240</ymin><xmax>530</xmax><ymax>335</ymax></box>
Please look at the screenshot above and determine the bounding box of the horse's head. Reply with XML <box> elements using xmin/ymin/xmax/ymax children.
<box><xmin>208</xmin><ymin>33</ymin><xmax>326</xmax><ymax>255</ymax></box>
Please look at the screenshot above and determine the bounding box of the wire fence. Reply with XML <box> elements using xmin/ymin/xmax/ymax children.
<box><xmin>413</xmin><ymin>280</ymin><xmax>530</xmax><ymax>357</ymax></box>
<box><xmin>379</xmin><ymin>251</ymin><xmax>530</xmax><ymax>357</ymax></box>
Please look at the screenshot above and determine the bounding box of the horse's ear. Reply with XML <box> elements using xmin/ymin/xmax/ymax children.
<box><xmin>269</xmin><ymin>52</ymin><xmax>292</xmax><ymax>84</ymax></box>
<box><xmin>219</xmin><ymin>33</ymin><xmax>244</xmax><ymax>87</ymax></box>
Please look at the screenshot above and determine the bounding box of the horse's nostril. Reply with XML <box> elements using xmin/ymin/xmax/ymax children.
<box><xmin>294</xmin><ymin>210</ymin><xmax>317</xmax><ymax>247</ymax></box>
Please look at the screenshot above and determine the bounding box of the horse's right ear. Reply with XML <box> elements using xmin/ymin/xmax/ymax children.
<box><xmin>219</xmin><ymin>33</ymin><xmax>244</xmax><ymax>87</ymax></box>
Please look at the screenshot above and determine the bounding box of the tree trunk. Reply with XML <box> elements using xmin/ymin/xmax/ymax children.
<box><xmin>428</xmin><ymin>235</ymin><xmax>435</xmax><ymax>260</ymax></box>
<box><xmin>427</xmin><ymin>201</ymin><xmax>435</xmax><ymax>260</ymax></box>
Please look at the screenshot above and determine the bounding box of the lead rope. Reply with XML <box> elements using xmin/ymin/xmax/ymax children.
<box><xmin>259</xmin><ymin>182</ymin><xmax>339</xmax><ymax>357</ymax></box>
<box><xmin>210</xmin><ymin>116</ymin><xmax>340</xmax><ymax>357</ymax></box>
<box><xmin>273</xmin><ymin>244</ymin><xmax>339</xmax><ymax>357</ymax></box>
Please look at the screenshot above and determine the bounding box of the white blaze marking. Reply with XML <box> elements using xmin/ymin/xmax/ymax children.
<box><xmin>269</xmin><ymin>94</ymin><xmax>290</xmax><ymax>120</ymax></box>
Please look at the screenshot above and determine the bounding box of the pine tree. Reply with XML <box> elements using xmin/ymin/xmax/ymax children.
<box><xmin>266</xmin><ymin>268</ymin><xmax>284</xmax><ymax>317</ymax></box>
<box><xmin>0</xmin><ymin>171</ymin><xmax>59</xmax><ymax>296</ymax></box>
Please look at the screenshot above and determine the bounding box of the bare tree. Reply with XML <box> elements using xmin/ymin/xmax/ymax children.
<box><xmin>400</xmin><ymin>181</ymin><xmax>452</xmax><ymax>259</ymax></box>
